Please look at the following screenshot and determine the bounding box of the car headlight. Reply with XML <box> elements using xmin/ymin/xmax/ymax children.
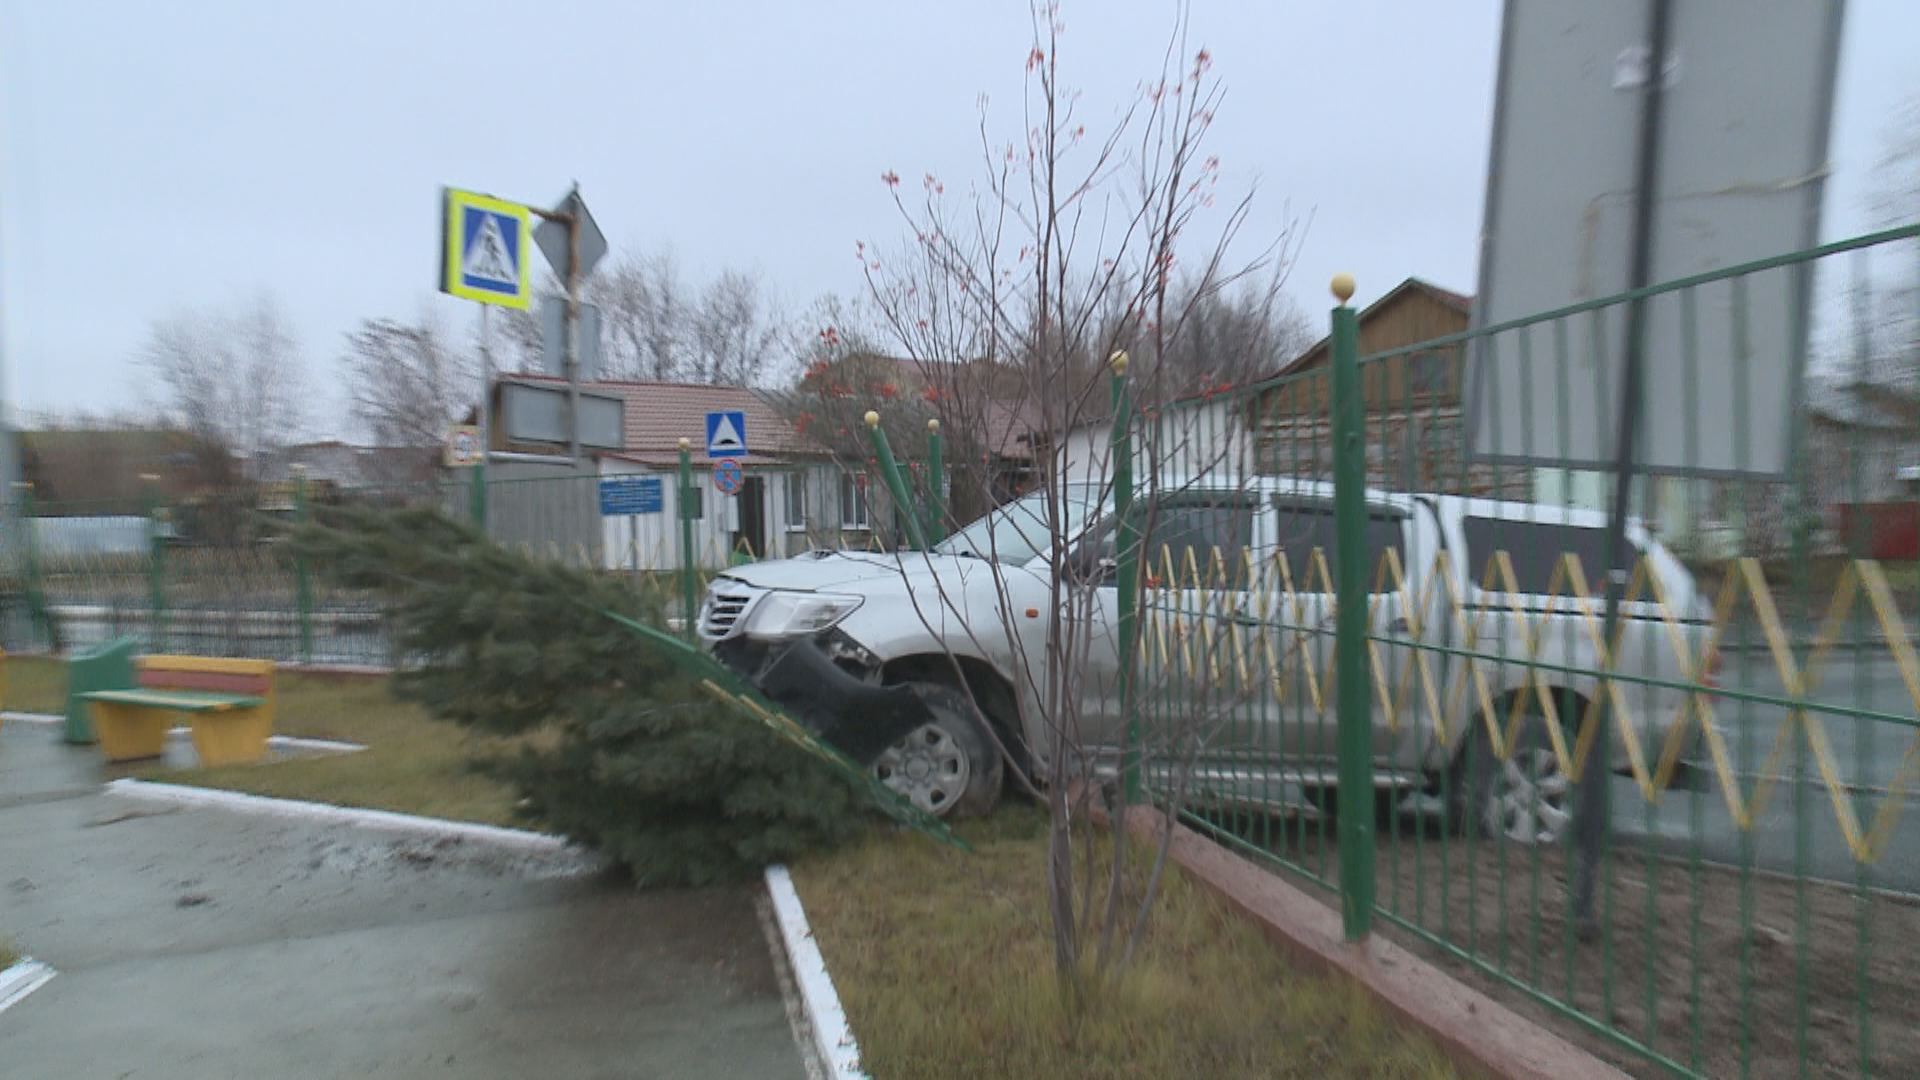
<box><xmin>742</xmin><ymin>591</ymin><xmax>864</xmax><ymax>640</ymax></box>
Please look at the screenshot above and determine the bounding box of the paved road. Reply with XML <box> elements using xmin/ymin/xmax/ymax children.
<box><xmin>0</xmin><ymin>724</ymin><xmax>808</xmax><ymax>1080</ymax></box>
<box><xmin>1612</xmin><ymin>651</ymin><xmax>1920</xmax><ymax>892</ymax></box>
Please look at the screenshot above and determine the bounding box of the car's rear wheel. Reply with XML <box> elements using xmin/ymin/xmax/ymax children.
<box><xmin>870</xmin><ymin>682</ymin><xmax>1003</xmax><ymax>818</ymax></box>
<box><xmin>1463</xmin><ymin>704</ymin><xmax>1574</xmax><ymax>846</ymax></box>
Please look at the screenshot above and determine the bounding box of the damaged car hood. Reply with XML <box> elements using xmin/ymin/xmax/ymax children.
<box><xmin>714</xmin><ymin>550</ymin><xmax>1024</xmax><ymax>595</ymax></box>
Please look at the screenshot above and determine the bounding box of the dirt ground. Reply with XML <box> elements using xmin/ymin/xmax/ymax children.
<box><xmin>1201</xmin><ymin>810</ymin><xmax>1920</xmax><ymax>1079</ymax></box>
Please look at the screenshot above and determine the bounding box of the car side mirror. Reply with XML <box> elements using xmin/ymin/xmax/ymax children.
<box><xmin>1065</xmin><ymin>548</ymin><xmax>1116</xmax><ymax>585</ymax></box>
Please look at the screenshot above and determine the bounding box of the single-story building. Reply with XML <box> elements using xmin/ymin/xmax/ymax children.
<box><xmin>486</xmin><ymin>375</ymin><xmax>905</xmax><ymax>570</ymax></box>
<box><xmin>1053</xmin><ymin>277</ymin><xmax>1484</xmax><ymax>492</ymax></box>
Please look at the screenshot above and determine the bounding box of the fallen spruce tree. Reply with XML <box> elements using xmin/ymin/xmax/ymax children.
<box><xmin>293</xmin><ymin>505</ymin><xmax>874</xmax><ymax>885</ymax></box>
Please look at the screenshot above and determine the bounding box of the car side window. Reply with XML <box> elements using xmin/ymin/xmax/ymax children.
<box><xmin>1071</xmin><ymin>494</ymin><xmax>1256</xmax><ymax>586</ymax></box>
<box><xmin>1271</xmin><ymin>497</ymin><xmax>1406</xmax><ymax>593</ymax></box>
<box><xmin>1461</xmin><ymin>516</ymin><xmax>1628</xmax><ymax>595</ymax></box>
<box><xmin>1138</xmin><ymin>495</ymin><xmax>1256</xmax><ymax>584</ymax></box>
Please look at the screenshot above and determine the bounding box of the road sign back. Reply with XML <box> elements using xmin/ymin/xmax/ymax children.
<box><xmin>706</xmin><ymin>411</ymin><xmax>748</xmax><ymax>458</ymax></box>
<box><xmin>533</xmin><ymin>188</ymin><xmax>609</xmax><ymax>281</ymax></box>
<box><xmin>440</xmin><ymin>188</ymin><xmax>532</xmax><ymax>309</ymax></box>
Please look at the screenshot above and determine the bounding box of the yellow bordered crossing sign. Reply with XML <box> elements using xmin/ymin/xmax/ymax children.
<box><xmin>440</xmin><ymin>188</ymin><xmax>532</xmax><ymax>309</ymax></box>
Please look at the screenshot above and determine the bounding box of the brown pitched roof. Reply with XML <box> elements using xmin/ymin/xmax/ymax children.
<box><xmin>509</xmin><ymin>374</ymin><xmax>816</xmax><ymax>461</ymax></box>
<box><xmin>1275</xmin><ymin>277</ymin><xmax>1474</xmax><ymax>378</ymax></box>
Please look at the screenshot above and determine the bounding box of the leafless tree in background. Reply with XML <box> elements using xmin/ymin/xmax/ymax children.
<box><xmin>497</xmin><ymin>250</ymin><xmax>794</xmax><ymax>386</ymax></box>
<box><xmin>143</xmin><ymin>294</ymin><xmax>307</xmax><ymax>472</ymax></box>
<box><xmin>855</xmin><ymin>1</ymin><xmax>1304</xmax><ymax>1007</ymax></box>
<box><xmin>1126</xmin><ymin>270</ymin><xmax>1314</xmax><ymax>391</ymax></box>
<box><xmin>342</xmin><ymin>312</ymin><xmax>476</xmax><ymax>474</ymax></box>
<box><xmin>1863</xmin><ymin>95</ymin><xmax>1920</xmax><ymax>392</ymax></box>
<box><xmin>585</xmin><ymin>250</ymin><xmax>689</xmax><ymax>381</ymax></box>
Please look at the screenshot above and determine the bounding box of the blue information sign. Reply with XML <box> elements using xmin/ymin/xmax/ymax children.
<box><xmin>598</xmin><ymin>476</ymin><xmax>664</xmax><ymax>516</ymax></box>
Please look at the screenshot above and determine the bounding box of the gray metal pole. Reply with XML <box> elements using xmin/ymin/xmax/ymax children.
<box><xmin>0</xmin><ymin>189</ymin><xmax>15</xmax><ymax>498</ymax></box>
<box><xmin>1573</xmin><ymin>0</ymin><xmax>1673</xmax><ymax>937</ymax></box>
<box><xmin>473</xmin><ymin>304</ymin><xmax>492</xmax><ymax>529</ymax></box>
<box><xmin>564</xmin><ymin>185</ymin><xmax>583</xmax><ymax>461</ymax></box>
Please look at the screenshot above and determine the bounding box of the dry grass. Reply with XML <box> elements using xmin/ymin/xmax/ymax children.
<box><xmin>6</xmin><ymin>655</ymin><xmax>520</xmax><ymax>827</ymax></box>
<box><xmin>159</xmin><ymin>671</ymin><xmax>523</xmax><ymax>826</ymax></box>
<box><xmin>791</xmin><ymin>807</ymin><xmax>1470</xmax><ymax>1080</ymax></box>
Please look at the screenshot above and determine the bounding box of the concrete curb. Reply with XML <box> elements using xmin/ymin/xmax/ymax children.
<box><xmin>764</xmin><ymin>865</ymin><xmax>866</xmax><ymax>1079</ymax></box>
<box><xmin>103</xmin><ymin>779</ymin><xmax>574</xmax><ymax>856</ymax></box>
<box><xmin>1104</xmin><ymin>804</ymin><xmax>1627</xmax><ymax>1080</ymax></box>
<box><xmin>278</xmin><ymin>662</ymin><xmax>395</xmax><ymax>678</ymax></box>
<box><xmin>3</xmin><ymin>711</ymin><xmax>367</xmax><ymax>755</ymax></box>
<box><xmin>0</xmin><ymin>958</ymin><xmax>56</xmax><ymax>1018</ymax></box>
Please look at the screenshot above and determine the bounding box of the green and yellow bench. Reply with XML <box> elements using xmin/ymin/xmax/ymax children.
<box><xmin>82</xmin><ymin>655</ymin><xmax>276</xmax><ymax>766</ymax></box>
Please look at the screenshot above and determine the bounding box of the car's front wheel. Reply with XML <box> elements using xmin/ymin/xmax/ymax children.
<box><xmin>871</xmin><ymin>682</ymin><xmax>1003</xmax><ymax>818</ymax></box>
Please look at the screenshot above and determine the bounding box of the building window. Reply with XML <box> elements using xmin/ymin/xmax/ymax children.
<box><xmin>784</xmin><ymin>474</ymin><xmax>808</xmax><ymax>531</ymax></box>
<box><xmin>1410</xmin><ymin>351</ymin><xmax>1451</xmax><ymax>396</ymax></box>
<box><xmin>840</xmin><ymin>470</ymin><xmax>872</xmax><ymax>530</ymax></box>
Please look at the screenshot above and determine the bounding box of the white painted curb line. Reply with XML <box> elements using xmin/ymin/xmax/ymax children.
<box><xmin>104</xmin><ymin>779</ymin><xmax>572</xmax><ymax>854</ymax></box>
<box><xmin>3</xmin><ymin>712</ymin><xmax>366</xmax><ymax>754</ymax></box>
<box><xmin>0</xmin><ymin>959</ymin><xmax>56</xmax><ymax>1017</ymax></box>
<box><xmin>765</xmin><ymin>865</ymin><xmax>866</xmax><ymax>1078</ymax></box>
<box><xmin>263</xmin><ymin>734</ymin><xmax>366</xmax><ymax>754</ymax></box>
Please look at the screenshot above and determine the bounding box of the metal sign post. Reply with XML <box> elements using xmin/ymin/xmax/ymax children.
<box><xmin>474</xmin><ymin>305</ymin><xmax>491</xmax><ymax>528</ymax></box>
<box><xmin>533</xmin><ymin>187</ymin><xmax>608</xmax><ymax>463</ymax></box>
<box><xmin>677</xmin><ymin>439</ymin><xmax>698</xmax><ymax>640</ymax></box>
<box><xmin>1571</xmin><ymin>0</ymin><xmax>1673</xmax><ymax>939</ymax></box>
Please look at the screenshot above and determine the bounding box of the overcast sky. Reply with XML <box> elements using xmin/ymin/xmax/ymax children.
<box><xmin>3</xmin><ymin>1</ymin><xmax>1914</xmax><ymax>440</ymax></box>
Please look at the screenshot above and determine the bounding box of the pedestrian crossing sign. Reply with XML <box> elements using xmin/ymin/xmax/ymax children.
<box><xmin>440</xmin><ymin>188</ymin><xmax>532</xmax><ymax>309</ymax></box>
<box><xmin>706</xmin><ymin>411</ymin><xmax>748</xmax><ymax>457</ymax></box>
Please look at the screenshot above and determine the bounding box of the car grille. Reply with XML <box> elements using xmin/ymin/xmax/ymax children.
<box><xmin>701</xmin><ymin>588</ymin><xmax>755</xmax><ymax>639</ymax></box>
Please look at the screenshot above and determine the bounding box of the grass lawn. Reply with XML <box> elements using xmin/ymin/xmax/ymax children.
<box><xmin>791</xmin><ymin>807</ymin><xmax>1467</xmax><ymax>1080</ymax></box>
<box><xmin>6</xmin><ymin>656</ymin><xmax>521</xmax><ymax>827</ymax></box>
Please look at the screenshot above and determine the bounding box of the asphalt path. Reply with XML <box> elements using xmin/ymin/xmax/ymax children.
<box><xmin>0</xmin><ymin>723</ymin><xmax>809</xmax><ymax>1080</ymax></box>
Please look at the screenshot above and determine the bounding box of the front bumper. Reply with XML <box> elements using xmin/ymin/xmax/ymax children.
<box><xmin>712</xmin><ymin>635</ymin><xmax>932</xmax><ymax>767</ymax></box>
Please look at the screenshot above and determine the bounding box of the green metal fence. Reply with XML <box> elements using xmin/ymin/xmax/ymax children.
<box><xmin>7</xmin><ymin>476</ymin><xmax>493</xmax><ymax>663</ymax></box>
<box><xmin>0</xmin><ymin>452</ymin><xmax>928</xmax><ymax>664</ymax></box>
<box><xmin>1134</xmin><ymin>224</ymin><xmax>1920</xmax><ymax>1078</ymax></box>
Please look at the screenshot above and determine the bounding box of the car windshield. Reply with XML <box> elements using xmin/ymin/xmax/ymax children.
<box><xmin>934</xmin><ymin>484</ymin><xmax>1107</xmax><ymax>564</ymax></box>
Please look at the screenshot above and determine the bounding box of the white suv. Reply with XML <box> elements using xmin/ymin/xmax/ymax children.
<box><xmin>699</xmin><ymin>477</ymin><xmax>1710</xmax><ymax>838</ymax></box>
